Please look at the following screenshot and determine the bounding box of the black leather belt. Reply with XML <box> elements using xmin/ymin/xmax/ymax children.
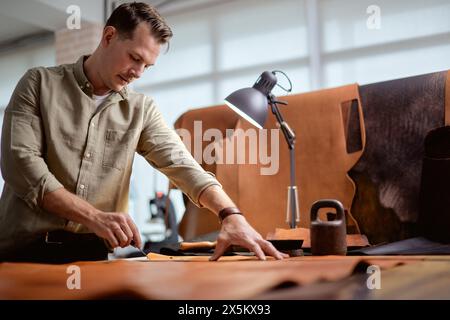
<box><xmin>1</xmin><ymin>230</ymin><xmax>108</xmax><ymax>264</ymax></box>
<box><xmin>44</xmin><ymin>230</ymin><xmax>101</xmax><ymax>245</ymax></box>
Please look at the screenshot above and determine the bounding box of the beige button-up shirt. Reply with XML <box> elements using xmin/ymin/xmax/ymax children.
<box><xmin>0</xmin><ymin>56</ymin><xmax>220</xmax><ymax>254</ymax></box>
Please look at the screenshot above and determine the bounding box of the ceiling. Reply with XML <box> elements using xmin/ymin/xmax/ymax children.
<box><xmin>0</xmin><ymin>0</ymin><xmax>230</xmax><ymax>50</ymax></box>
<box><xmin>0</xmin><ymin>12</ymin><xmax>46</xmax><ymax>44</ymax></box>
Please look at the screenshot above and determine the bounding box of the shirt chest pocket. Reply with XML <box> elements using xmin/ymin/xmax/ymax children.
<box><xmin>102</xmin><ymin>129</ymin><xmax>133</xmax><ymax>171</ymax></box>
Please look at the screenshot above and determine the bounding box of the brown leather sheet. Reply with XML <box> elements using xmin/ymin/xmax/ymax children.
<box><xmin>175</xmin><ymin>85</ymin><xmax>366</xmax><ymax>239</ymax></box>
<box><xmin>234</xmin><ymin>84</ymin><xmax>365</xmax><ymax>236</ymax></box>
<box><xmin>362</xmin><ymin>258</ymin><xmax>450</xmax><ymax>299</ymax></box>
<box><xmin>255</xmin><ymin>257</ymin><xmax>450</xmax><ymax>299</ymax></box>
<box><xmin>0</xmin><ymin>256</ymin><xmax>421</xmax><ymax>300</ymax></box>
<box><xmin>175</xmin><ymin>70</ymin><xmax>450</xmax><ymax>245</ymax></box>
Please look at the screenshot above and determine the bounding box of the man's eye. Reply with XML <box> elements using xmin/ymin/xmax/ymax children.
<box><xmin>130</xmin><ymin>55</ymin><xmax>139</xmax><ymax>62</ymax></box>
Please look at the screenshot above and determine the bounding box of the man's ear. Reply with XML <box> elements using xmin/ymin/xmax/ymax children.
<box><xmin>102</xmin><ymin>26</ymin><xmax>117</xmax><ymax>47</ymax></box>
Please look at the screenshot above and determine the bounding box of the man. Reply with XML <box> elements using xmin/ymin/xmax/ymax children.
<box><xmin>0</xmin><ymin>2</ymin><xmax>286</xmax><ymax>263</ymax></box>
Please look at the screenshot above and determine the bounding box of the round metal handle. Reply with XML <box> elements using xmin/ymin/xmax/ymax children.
<box><xmin>310</xmin><ymin>199</ymin><xmax>345</xmax><ymax>222</ymax></box>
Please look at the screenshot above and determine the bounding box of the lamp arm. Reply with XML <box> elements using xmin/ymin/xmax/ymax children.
<box><xmin>268</xmin><ymin>95</ymin><xmax>299</xmax><ymax>228</ymax></box>
<box><xmin>268</xmin><ymin>95</ymin><xmax>296</xmax><ymax>149</ymax></box>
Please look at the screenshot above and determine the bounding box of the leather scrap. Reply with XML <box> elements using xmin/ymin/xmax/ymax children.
<box><xmin>147</xmin><ymin>252</ymin><xmax>263</xmax><ymax>261</ymax></box>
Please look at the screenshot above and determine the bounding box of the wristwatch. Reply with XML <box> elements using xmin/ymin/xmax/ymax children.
<box><xmin>218</xmin><ymin>207</ymin><xmax>243</xmax><ymax>223</ymax></box>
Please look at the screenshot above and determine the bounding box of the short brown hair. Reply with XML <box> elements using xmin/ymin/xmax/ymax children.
<box><xmin>105</xmin><ymin>2</ymin><xmax>173</xmax><ymax>45</ymax></box>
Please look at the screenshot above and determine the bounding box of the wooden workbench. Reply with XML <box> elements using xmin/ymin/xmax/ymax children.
<box><xmin>1</xmin><ymin>254</ymin><xmax>448</xmax><ymax>300</ymax></box>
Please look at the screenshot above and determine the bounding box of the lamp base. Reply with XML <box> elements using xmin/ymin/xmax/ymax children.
<box><xmin>285</xmin><ymin>249</ymin><xmax>304</xmax><ymax>257</ymax></box>
<box><xmin>286</xmin><ymin>186</ymin><xmax>300</xmax><ymax>229</ymax></box>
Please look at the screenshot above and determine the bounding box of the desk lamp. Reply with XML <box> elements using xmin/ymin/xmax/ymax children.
<box><xmin>224</xmin><ymin>71</ymin><xmax>299</xmax><ymax>228</ymax></box>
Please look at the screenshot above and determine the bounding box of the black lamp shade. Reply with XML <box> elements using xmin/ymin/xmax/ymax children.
<box><xmin>224</xmin><ymin>87</ymin><xmax>268</xmax><ymax>129</ymax></box>
<box><xmin>224</xmin><ymin>71</ymin><xmax>277</xmax><ymax>129</ymax></box>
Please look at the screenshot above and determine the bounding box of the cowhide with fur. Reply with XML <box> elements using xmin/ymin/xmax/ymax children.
<box><xmin>349</xmin><ymin>71</ymin><xmax>447</xmax><ymax>244</ymax></box>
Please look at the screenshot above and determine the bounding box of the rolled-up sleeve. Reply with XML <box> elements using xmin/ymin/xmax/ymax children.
<box><xmin>0</xmin><ymin>68</ymin><xmax>63</xmax><ymax>211</ymax></box>
<box><xmin>136</xmin><ymin>97</ymin><xmax>221</xmax><ymax>207</ymax></box>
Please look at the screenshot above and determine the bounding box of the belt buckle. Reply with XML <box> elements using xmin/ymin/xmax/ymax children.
<box><xmin>45</xmin><ymin>232</ymin><xmax>63</xmax><ymax>245</ymax></box>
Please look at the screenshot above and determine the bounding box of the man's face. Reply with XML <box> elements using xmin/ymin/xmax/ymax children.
<box><xmin>99</xmin><ymin>22</ymin><xmax>161</xmax><ymax>92</ymax></box>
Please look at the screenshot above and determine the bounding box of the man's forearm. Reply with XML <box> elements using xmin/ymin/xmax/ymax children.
<box><xmin>40</xmin><ymin>187</ymin><xmax>99</xmax><ymax>226</ymax></box>
<box><xmin>198</xmin><ymin>185</ymin><xmax>236</xmax><ymax>215</ymax></box>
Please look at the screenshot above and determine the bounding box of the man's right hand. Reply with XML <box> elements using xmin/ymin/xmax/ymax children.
<box><xmin>85</xmin><ymin>211</ymin><xmax>142</xmax><ymax>249</ymax></box>
<box><xmin>41</xmin><ymin>188</ymin><xmax>142</xmax><ymax>249</ymax></box>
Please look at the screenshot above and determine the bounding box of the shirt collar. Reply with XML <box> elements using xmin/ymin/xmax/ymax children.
<box><xmin>73</xmin><ymin>55</ymin><xmax>128</xmax><ymax>100</ymax></box>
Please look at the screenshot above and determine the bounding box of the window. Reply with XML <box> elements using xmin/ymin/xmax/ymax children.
<box><xmin>320</xmin><ymin>0</ymin><xmax>450</xmax><ymax>86</ymax></box>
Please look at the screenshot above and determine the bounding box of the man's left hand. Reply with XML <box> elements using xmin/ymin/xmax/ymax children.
<box><xmin>209</xmin><ymin>214</ymin><xmax>289</xmax><ymax>261</ymax></box>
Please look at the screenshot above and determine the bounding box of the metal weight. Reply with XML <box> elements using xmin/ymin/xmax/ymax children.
<box><xmin>310</xmin><ymin>199</ymin><xmax>347</xmax><ymax>255</ymax></box>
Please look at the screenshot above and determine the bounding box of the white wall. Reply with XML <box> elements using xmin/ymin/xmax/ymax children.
<box><xmin>0</xmin><ymin>39</ymin><xmax>55</xmax><ymax>192</ymax></box>
<box><xmin>0</xmin><ymin>40</ymin><xmax>55</xmax><ymax>107</ymax></box>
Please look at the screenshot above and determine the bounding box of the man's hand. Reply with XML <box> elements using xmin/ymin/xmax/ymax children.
<box><xmin>210</xmin><ymin>214</ymin><xmax>289</xmax><ymax>261</ymax></box>
<box><xmin>197</xmin><ymin>185</ymin><xmax>288</xmax><ymax>261</ymax></box>
<box><xmin>84</xmin><ymin>211</ymin><xmax>142</xmax><ymax>249</ymax></box>
<box><xmin>41</xmin><ymin>188</ymin><xmax>142</xmax><ymax>249</ymax></box>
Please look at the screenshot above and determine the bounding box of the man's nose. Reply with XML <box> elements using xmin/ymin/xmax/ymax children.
<box><xmin>128</xmin><ymin>70</ymin><xmax>142</xmax><ymax>81</ymax></box>
<box><xmin>133</xmin><ymin>65</ymin><xmax>145</xmax><ymax>79</ymax></box>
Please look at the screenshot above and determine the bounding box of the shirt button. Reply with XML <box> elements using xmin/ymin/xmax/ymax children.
<box><xmin>80</xmin><ymin>184</ymin><xmax>85</xmax><ymax>190</ymax></box>
<box><xmin>86</xmin><ymin>153</ymin><xmax>91</xmax><ymax>158</ymax></box>
<box><xmin>91</xmin><ymin>123</ymin><xmax>95</xmax><ymax>127</ymax></box>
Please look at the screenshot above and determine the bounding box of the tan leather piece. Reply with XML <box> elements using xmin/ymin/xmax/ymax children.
<box><xmin>446</xmin><ymin>70</ymin><xmax>450</xmax><ymax>125</ymax></box>
<box><xmin>174</xmin><ymin>105</ymin><xmax>239</xmax><ymax>239</ymax></box>
<box><xmin>147</xmin><ymin>252</ymin><xmax>265</xmax><ymax>261</ymax></box>
<box><xmin>234</xmin><ymin>84</ymin><xmax>365</xmax><ymax>236</ymax></box>
<box><xmin>179</xmin><ymin>241</ymin><xmax>217</xmax><ymax>251</ymax></box>
<box><xmin>266</xmin><ymin>227</ymin><xmax>370</xmax><ymax>248</ymax></box>
<box><xmin>0</xmin><ymin>257</ymin><xmax>420</xmax><ymax>300</ymax></box>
